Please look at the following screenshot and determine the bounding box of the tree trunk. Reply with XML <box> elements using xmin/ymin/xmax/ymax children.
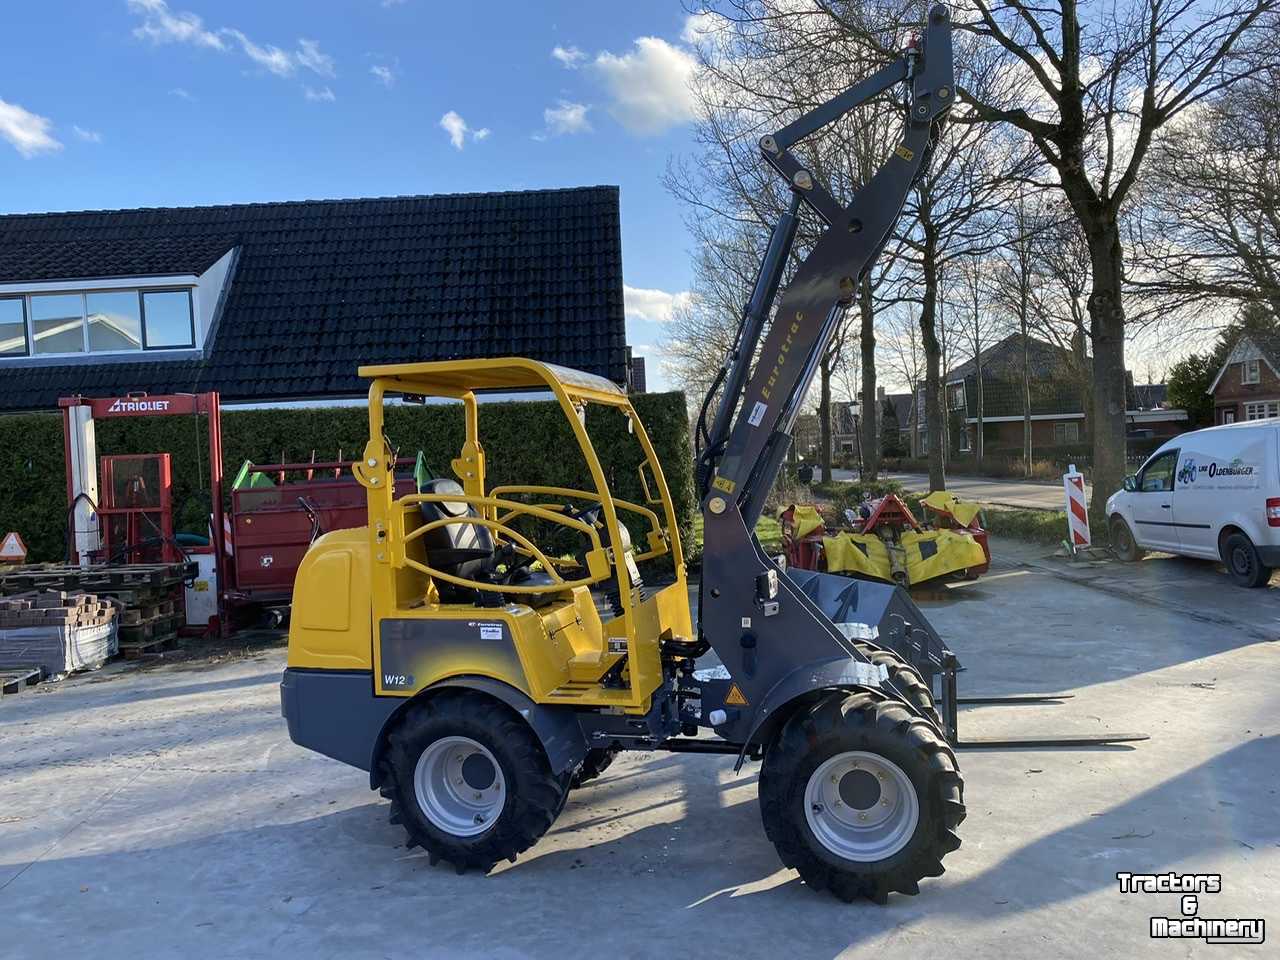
<box><xmin>858</xmin><ymin>279</ymin><xmax>879</xmax><ymax>482</ymax></box>
<box><xmin>1086</xmin><ymin>222</ymin><xmax>1129</xmax><ymax>531</ymax></box>
<box><xmin>819</xmin><ymin>350</ymin><xmax>833</xmax><ymax>484</ymax></box>
<box><xmin>919</xmin><ymin>247</ymin><xmax>946</xmax><ymax>491</ymax></box>
<box><xmin>1021</xmin><ymin>324</ymin><xmax>1032</xmax><ymax>476</ymax></box>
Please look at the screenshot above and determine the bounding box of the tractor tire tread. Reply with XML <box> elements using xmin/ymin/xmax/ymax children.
<box><xmin>759</xmin><ymin>691</ymin><xmax>965</xmax><ymax>904</ymax></box>
<box><xmin>856</xmin><ymin>644</ymin><xmax>945</xmax><ymax>733</ymax></box>
<box><xmin>380</xmin><ymin>690</ymin><xmax>566</xmax><ymax>874</ymax></box>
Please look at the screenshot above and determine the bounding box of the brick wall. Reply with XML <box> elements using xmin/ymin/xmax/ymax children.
<box><xmin>1213</xmin><ymin>358</ymin><xmax>1280</xmax><ymax>423</ymax></box>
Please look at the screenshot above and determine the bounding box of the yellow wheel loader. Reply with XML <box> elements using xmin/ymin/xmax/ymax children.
<box><xmin>281</xmin><ymin>8</ymin><xmax>1144</xmax><ymax>901</ymax></box>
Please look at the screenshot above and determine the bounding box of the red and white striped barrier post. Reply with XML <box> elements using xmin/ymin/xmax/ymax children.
<box><xmin>1063</xmin><ymin>463</ymin><xmax>1090</xmax><ymax>552</ymax></box>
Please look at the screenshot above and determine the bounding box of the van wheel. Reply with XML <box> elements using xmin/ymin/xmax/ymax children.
<box><xmin>1109</xmin><ymin>517</ymin><xmax>1144</xmax><ymax>562</ymax></box>
<box><xmin>1222</xmin><ymin>532</ymin><xmax>1272</xmax><ymax>588</ymax></box>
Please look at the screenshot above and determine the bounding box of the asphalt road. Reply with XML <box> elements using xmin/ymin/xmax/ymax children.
<box><xmin>830</xmin><ymin>469</ymin><xmax>1090</xmax><ymax>511</ymax></box>
<box><xmin>2</xmin><ymin>543</ymin><xmax>1275</xmax><ymax>959</ymax></box>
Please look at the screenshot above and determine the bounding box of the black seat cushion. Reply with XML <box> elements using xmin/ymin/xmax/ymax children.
<box><xmin>418</xmin><ymin>479</ymin><xmax>494</xmax><ymax>581</ymax></box>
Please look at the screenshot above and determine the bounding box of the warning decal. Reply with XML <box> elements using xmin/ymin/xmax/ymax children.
<box><xmin>725</xmin><ymin>684</ymin><xmax>749</xmax><ymax>707</ymax></box>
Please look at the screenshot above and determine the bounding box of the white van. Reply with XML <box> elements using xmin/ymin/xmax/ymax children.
<box><xmin>1105</xmin><ymin>419</ymin><xmax>1280</xmax><ymax>587</ymax></box>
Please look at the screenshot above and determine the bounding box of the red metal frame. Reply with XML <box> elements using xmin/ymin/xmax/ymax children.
<box><xmin>98</xmin><ymin>453</ymin><xmax>178</xmax><ymax>564</ymax></box>
<box><xmin>59</xmin><ymin>392</ymin><xmax>226</xmax><ymax>630</ymax></box>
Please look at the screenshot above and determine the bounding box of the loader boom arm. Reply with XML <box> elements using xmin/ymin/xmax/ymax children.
<box><xmin>698</xmin><ymin>5</ymin><xmax>954</xmax><ymax>526</ymax></box>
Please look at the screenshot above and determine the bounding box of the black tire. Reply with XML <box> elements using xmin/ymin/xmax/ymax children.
<box><xmin>1222</xmin><ymin>531</ymin><xmax>1272</xmax><ymax>588</ymax></box>
<box><xmin>1110</xmin><ymin>516</ymin><xmax>1145</xmax><ymax>562</ymax></box>
<box><xmin>759</xmin><ymin>692</ymin><xmax>965</xmax><ymax>904</ymax></box>
<box><xmin>570</xmin><ymin>746</ymin><xmax>617</xmax><ymax>789</ymax></box>
<box><xmin>856</xmin><ymin>644</ymin><xmax>944</xmax><ymax>733</ymax></box>
<box><xmin>377</xmin><ymin>691</ymin><xmax>567</xmax><ymax>873</ymax></box>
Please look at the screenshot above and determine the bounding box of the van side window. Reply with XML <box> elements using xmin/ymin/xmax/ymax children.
<box><xmin>1138</xmin><ymin>450</ymin><xmax>1178</xmax><ymax>493</ymax></box>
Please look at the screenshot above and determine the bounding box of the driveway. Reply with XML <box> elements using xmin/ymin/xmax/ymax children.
<box><xmin>1</xmin><ymin>550</ymin><xmax>1275</xmax><ymax>959</ymax></box>
<box><xmin>830</xmin><ymin>469</ymin><xmax>1089</xmax><ymax>511</ymax></box>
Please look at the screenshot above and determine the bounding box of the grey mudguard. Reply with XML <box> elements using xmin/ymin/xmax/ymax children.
<box><xmin>367</xmin><ymin>674</ymin><xmax>589</xmax><ymax>784</ymax></box>
<box><xmin>699</xmin><ymin>502</ymin><xmax>882</xmax><ymax>747</ymax></box>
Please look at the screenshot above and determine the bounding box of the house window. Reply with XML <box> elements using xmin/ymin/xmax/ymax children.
<box><xmin>959</xmin><ymin>428</ymin><xmax>971</xmax><ymax>452</ymax></box>
<box><xmin>948</xmin><ymin>383</ymin><xmax>965</xmax><ymax>410</ymax></box>
<box><xmin>31</xmin><ymin>294</ymin><xmax>86</xmax><ymax>355</ymax></box>
<box><xmin>142</xmin><ymin>290</ymin><xmax>196</xmax><ymax>348</ymax></box>
<box><xmin>1223</xmin><ymin>410</ymin><xmax>1236</xmax><ymax>424</ymax></box>
<box><xmin>1244</xmin><ymin>401</ymin><xmax>1279</xmax><ymax>420</ymax></box>
<box><xmin>0</xmin><ymin>298</ymin><xmax>26</xmax><ymax>356</ymax></box>
<box><xmin>1054</xmin><ymin>421</ymin><xmax>1080</xmax><ymax>444</ymax></box>
<box><xmin>1243</xmin><ymin>359</ymin><xmax>1261</xmax><ymax>384</ymax></box>
<box><xmin>3</xmin><ymin>287</ymin><xmax>195</xmax><ymax>358</ymax></box>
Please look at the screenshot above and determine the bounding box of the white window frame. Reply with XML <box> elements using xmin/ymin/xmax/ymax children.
<box><xmin>0</xmin><ymin>277</ymin><xmax>199</xmax><ymax>360</ymax></box>
<box><xmin>1244</xmin><ymin>400</ymin><xmax>1279</xmax><ymax>421</ymax></box>
<box><xmin>1243</xmin><ymin>358</ymin><xmax>1261</xmax><ymax>384</ymax></box>
<box><xmin>959</xmin><ymin>427</ymin><xmax>971</xmax><ymax>453</ymax></box>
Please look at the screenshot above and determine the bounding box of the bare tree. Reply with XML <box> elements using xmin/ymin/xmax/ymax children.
<box><xmin>952</xmin><ymin>251</ymin><xmax>1004</xmax><ymax>463</ymax></box>
<box><xmin>1134</xmin><ymin>21</ymin><xmax>1280</xmax><ymax>322</ymax></box>
<box><xmin>955</xmin><ymin>0</ymin><xmax>1276</xmax><ymax>523</ymax></box>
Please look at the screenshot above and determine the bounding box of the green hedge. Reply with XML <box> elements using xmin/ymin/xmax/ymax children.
<box><xmin>0</xmin><ymin>392</ymin><xmax>694</xmax><ymax>564</ymax></box>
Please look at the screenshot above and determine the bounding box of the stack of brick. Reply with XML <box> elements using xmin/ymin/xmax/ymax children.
<box><xmin>0</xmin><ymin>590</ymin><xmax>118</xmax><ymax>676</ymax></box>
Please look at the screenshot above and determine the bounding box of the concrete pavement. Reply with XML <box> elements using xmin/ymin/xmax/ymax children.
<box><xmin>1</xmin><ymin>550</ymin><xmax>1276</xmax><ymax>959</ymax></box>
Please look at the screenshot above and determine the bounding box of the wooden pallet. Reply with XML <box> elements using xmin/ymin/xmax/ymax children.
<box><xmin>118</xmin><ymin>612</ymin><xmax>183</xmax><ymax>645</ymax></box>
<box><xmin>0</xmin><ymin>563</ymin><xmax>190</xmax><ymax>594</ymax></box>
<box><xmin>118</xmin><ymin>633</ymin><xmax>179</xmax><ymax>659</ymax></box>
<box><xmin>0</xmin><ymin>665</ymin><xmax>44</xmax><ymax>697</ymax></box>
<box><xmin>120</xmin><ymin>599</ymin><xmax>177</xmax><ymax>625</ymax></box>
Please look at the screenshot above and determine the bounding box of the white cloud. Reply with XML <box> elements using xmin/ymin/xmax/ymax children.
<box><xmin>543</xmin><ymin>100</ymin><xmax>591</xmax><ymax>136</ymax></box>
<box><xmin>73</xmin><ymin>125</ymin><xmax>103</xmax><ymax>143</ymax></box>
<box><xmin>295</xmin><ymin>38</ymin><xmax>336</xmax><ymax>77</ymax></box>
<box><xmin>0</xmin><ymin>98</ymin><xmax>62</xmax><ymax>158</ymax></box>
<box><xmin>382</xmin><ymin>0</ymin><xmax>406</xmax><ymax>6</ymax></box>
<box><xmin>551</xmin><ymin>45</ymin><xmax>585</xmax><ymax>69</ymax></box>
<box><xmin>593</xmin><ymin>37</ymin><xmax>698</xmax><ymax>134</ymax></box>
<box><xmin>370</xmin><ymin>64</ymin><xmax>394</xmax><ymax>87</ymax></box>
<box><xmin>439</xmin><ymin>110</ymin><xmax>488</xmax><ymax>150</ymax></box>
<box><xmin>168</xmin><ymin>86</ymin><xmax>195</xmax><ymax>101</ymax></box>
<box><xmin>305</xmin><ymin>86</ymin><xmax>336</xmax><ymax>102</ymax></box>
<box><xmin>623</xmin><ymin>284</ymin><xmax>694</xmax><ymax>324</ymax></box>
<box><xmin>128</xmin><ymin>2</ymin><xmax>336</xmax><ymax>84</ymax></box>
<box><xmin>127</xmin><ymin>0</ymin><xmax>224</xmax><ymax>50</ymax></box>
<box><xmin>680</xmin><ymin>12</ymin><xmax>720</xmax><ymax>44</ymax></box>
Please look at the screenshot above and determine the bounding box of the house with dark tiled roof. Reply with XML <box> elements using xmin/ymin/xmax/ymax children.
<box><xmin>1207</xmin><ymin>331</ymin><xmax>1280</xmax><ymax>424</ymax></box>
<box><xmin>908</xmin><ymin>333</ymin><xmax>1187</xmax><ymax>459</ymax></box>
<box><xmin>0</xmin><ymin>187</ymin><xmax>628</xmax><ymax>412</ymax></box>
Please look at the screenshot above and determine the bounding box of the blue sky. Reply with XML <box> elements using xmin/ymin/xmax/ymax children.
<box><xmin>0</xmin><ymin>0</ymin><xmax>702</xmax><ymax>388</ymax></box>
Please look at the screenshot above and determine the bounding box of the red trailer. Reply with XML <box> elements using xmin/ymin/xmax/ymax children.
<box><xmin>226</xmin><ymin>457</ymin><xmax>418</xmax><ymax>621</ymax></box>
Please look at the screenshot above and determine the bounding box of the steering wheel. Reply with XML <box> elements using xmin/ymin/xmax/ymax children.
<box><xmin>498</xmin><ymin>503</ymin><xmax>603</xmax><ymax>585</ymax></box>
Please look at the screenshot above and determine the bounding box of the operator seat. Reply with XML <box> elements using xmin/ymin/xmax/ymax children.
<box><xmin>418</xmin><ymin>478</ymin><xmax>495</xmax><ymax>597</ymax></box>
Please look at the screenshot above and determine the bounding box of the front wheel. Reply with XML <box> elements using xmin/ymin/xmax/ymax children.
<box><xmin>1109</xmin><ymin>517</ymin><xmax>1145</xmax><ymax>562</ymax></box>
<box><xmin>759</xmin><ymin>692</ymin><xmax>965</xmax><ymax>903</ymax></box>
<box><xmin>1222</xmin><ymin>531</ymin><xmax>1272</xmax><ymax>588</ymax></box>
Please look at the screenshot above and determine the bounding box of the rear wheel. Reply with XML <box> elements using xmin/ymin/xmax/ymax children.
<box><xmin>1110</xmin><ymin>517</ymin><xmax>1145</xmax><ymax>562</ymax></box>
<box><xmin>379</xmin><ymin>691</ymin><xmax>567</xmax><ymax>873</ymax></box>
<box><xmin>1222</xmin><ymin>531</ymin><xmax>1272</xmax><ymax>588</ymax></box>
<box><xmin>759</xmin><ymin>692</ymin><xmax>964</xmax><ymax>903</ymax></box>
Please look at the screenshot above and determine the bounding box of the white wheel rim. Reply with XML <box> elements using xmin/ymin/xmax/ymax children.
<box><xmin>414</xmin><ymin>736</ymin><xmax>506</xmax><ymax>838</ymax></box>
<box><xmin>803</xmin><ymin>751</ymin><xmax>919</xmax><ymax>861</ymax></box>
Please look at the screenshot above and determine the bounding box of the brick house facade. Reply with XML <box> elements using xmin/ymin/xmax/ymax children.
<box><xmin>1208</xmin><ymin>334</ymin><xmax>1280</xmax><ymax>424</ymax></box>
